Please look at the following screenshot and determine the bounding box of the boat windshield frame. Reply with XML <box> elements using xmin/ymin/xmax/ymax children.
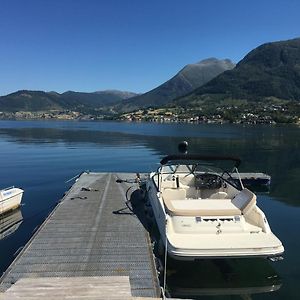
<box><xmin>160</xmin><ymin>154</ymin><xmax>241</xmax><ymax>168</ymax></box>
<box><xmin>155</xmin><ymin>154</ymin><xmax>243</xmax><ymax>190</ymax></box>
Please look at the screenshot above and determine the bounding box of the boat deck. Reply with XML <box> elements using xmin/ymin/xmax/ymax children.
<box><xmin>0</xmin><ymin>172</ymin><xmax>160</xmax><ymax>298</ymax></box>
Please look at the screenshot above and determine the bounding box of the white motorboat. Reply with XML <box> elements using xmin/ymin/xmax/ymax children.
<box><xmin>146</xmin><ymin>154</ymin><xmax>284</xmax><ymax>260</ymax></box>
<box><xmin>0</xmin><ymin>186</ymin><xmax>24</xmax><ymax>215</ymax></box>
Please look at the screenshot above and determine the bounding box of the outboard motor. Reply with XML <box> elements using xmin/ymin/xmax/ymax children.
<box><xmin>178</xmin><ymin>141</ymin><xmax>188</xmax><ymax>154</ymax></box>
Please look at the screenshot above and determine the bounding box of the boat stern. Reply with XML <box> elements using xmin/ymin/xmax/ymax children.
<box><xmin>165</xmin><ymin>215</ymin><xmax>284</xmax><ymax>260</ymax></box>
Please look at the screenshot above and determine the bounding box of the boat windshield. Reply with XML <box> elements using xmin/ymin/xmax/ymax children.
<box><xmin>158</xmin><ymin>158</ymin><xmax>243</xmax><ymax>189</ymax></box>
<box><xmin>160</xmin><ymin>162</ymin><xmax>234</xmax><ymax>175</ymax></box>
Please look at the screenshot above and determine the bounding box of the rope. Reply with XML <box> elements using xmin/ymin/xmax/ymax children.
<box><xmin>162</xmin><ymin>218</ymin><xmax>168</xmax><ymax>299</ymax></box>
<box><xmin>65</xmin><ymin>170</ymin><xmax>90</xmax><ymax>184</ymax></box>
<box><xmin>125</xmin><ymin>186</ymin><xmax>134</xmax><ymax>212</ymax></box>
<box><xmin>65</xmin><ymin>173</ymin><xmax>82</xmax><ymax>183</ymax></box>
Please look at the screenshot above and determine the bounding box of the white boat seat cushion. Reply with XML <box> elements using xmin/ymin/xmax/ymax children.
<box><xmin>162</xmin><ymin>188</ymin><xmax>186</xmax><ymax>202</ymax></box>
<box><xmin>209</xmin><ymin>191</ymin><xmax>228</xmax><ymax>199</ymax></box>
<box><xmin>162</xmin><ymin>188</ymin><xmax>256</xmax><ymax>217</ymax></box>
<box><xmin>161</xmin><ymin>180</ymin><xmax>177</xmax><ymax>189</ymax></box>
<box><xmin>163</xmin><ymin>198</ymin><xmax>241</xmax><ymax>216</ymax></box>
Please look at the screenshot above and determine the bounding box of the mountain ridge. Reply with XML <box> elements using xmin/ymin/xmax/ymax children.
<box><xmin>0</xmin><ymin>89</ymin><xmax>139</xmax><ymax>112</ymax></box>
<box><xmin>116</xmin><ymin>58</ymin><xmax>235</xmax><ymax>112</ymax></box>
<box><xmin>175</xmin><ymin>38</ymin><xmax>300</xmax><ymax>106</ymax></box>
<box><xmin>2</xmin><ymin>37</ymin><xmax>300</xmax><ymax>120</ymax></box>
<box><xmin>0</xmin><ymin>58</ymin><xmax>235</xmax><ymax>113</ymax></box>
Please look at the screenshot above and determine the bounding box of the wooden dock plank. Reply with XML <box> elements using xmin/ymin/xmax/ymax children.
<box><xmin>0</xmin><ymin>276</ymin><xmax>132</xmax><ymax>299</ymax></box>
<box><xmin>0</xmin><ymin>173</ymin><xmax>160</xmax><ymax>298</ymax></box>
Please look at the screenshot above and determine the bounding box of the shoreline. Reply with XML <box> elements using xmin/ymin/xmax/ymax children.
<box><xmin>0</xmin><ymin>114</ymin><xmax>299</xmax><ymax>125</ymax></box>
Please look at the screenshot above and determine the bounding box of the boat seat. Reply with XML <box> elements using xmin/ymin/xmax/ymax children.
<box><xmin>161</xmin><ymin>180</ymin><xmax>177</xmax><ymax>189</ymax></box>
<box><xmin>208</xmin><ymin>191</ymin><xmax>228</xmax><ymax>199</ymax></box>
<box><xmin>186</xmin><ymin>189</ymin><xmax>228</xmax><ymax>199</ymax></box>
<box><xmin>161</xmin><ymin>180</ymin><xmax>190</xmax><ymax>189</ymax></box>
<box><xmin>163</xmin><ymin>198</ymin><xmax>241</xmax><ymax>216</ymax></box>
<box><xmin>231</xmin><ymin>188</ymin><xmax>256</xmax><ymax>214</ymax></box>
<box><xmin>162</xmin><ymin>188</ymin><xmax>186</xmax><ymax>202</ymax></box>
<box><xmin>185</xmin><ymin>187</ymin><xmax>200</xmax><ymax>199</ymax></box>
<box><xmin>162</xmin><ymin>188</ymin><xmax>256</xmax><ymax>217</ymax></box>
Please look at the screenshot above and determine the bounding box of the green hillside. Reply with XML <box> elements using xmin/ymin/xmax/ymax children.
<box><xmin>0</xmin><ymin>91</ymin><xmax>63</xmax><ymax>112</ymax></box>
<box><xmin>176</xmin><ymin>38</ymin><xmax>300</xmax><ymax>106</ymax></box>
<box><xmin>0</xmin><ymin>90</ymin><xmax>137</xmax><ymax>112</ymax></box>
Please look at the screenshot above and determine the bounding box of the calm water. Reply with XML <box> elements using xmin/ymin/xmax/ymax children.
<box><xmin>0</xmin><ymin>120</ymin><xmax>299</xmax><ymax>299</ymax></box>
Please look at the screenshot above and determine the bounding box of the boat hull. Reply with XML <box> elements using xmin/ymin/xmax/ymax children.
<box><xmin>166</xmin><ymin>239</ymin><xmax>284</xmax><ymax>261</ymax></box>
<box><xmin>0</xmin><ymin>188</ymin><xmax>23</xmax><ymax>215</ymax></box>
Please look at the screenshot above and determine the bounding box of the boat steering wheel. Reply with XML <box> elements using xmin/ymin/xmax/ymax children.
<box><xmin>195</xmin><ymin>173</ymin><xmax>223</xmax><ymax>189</ymax></box>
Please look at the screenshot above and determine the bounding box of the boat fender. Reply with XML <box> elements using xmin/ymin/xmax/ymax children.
<box><xmin>178</xmin><ymin>140</ymin><xmax>188</xmax><ymax>154</ymax></box>
<box><xmin>155</xmin><ymin>257</ymin><xmax>164</xmax><ymax>273</ymax></box>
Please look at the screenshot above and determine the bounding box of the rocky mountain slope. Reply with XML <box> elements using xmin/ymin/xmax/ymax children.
<box><xmin>175</xmin><ymin>38</ymin><xmax>300</xmax><ymax>106</ymax></box>
<box><xmin>117</xmin><ymin>58</ymin><xmax>235</xmax><ymax>111</ymax></box>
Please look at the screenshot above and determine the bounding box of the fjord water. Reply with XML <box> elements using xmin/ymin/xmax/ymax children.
<box><xmin>0</xmin><ymin>120</ymin><xmax>299</xmax><ymax>299</ymax></box>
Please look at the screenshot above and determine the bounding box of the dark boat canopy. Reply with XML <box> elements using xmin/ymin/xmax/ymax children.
<box><xmin>160</xmin><ymin>154</ymin><xmax>241</xmax><ymax>168</ymax></box>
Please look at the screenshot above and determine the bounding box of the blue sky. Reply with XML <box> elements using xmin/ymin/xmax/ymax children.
<box><xmin>1</xmin><ymin>0</ymin><xmax>300</xmax><ymax>95</ymax></box>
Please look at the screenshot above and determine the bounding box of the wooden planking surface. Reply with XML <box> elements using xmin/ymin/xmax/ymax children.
<box><xmin>0</xmin><ymin>276</ymin><xmax>132</xmax><ymax>299</ymax></box>
<box><xmin>0</xmin><ymin>172</ymin><xmax>160</xmax><ymax>298</ymax></box>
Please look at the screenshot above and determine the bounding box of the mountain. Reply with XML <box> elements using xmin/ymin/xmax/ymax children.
<box><xmin>0</xmin><ymin>90</ymin><xmax>138</xmax><ymax>112</ymax></box>
<box><xmin>0</xmin><ymin>91</ymin><xmax>63</xmax><ymax>112</ymax></box>
<box><xmin>176</xmin><ymin>38</ymin><xmax>300</xmax><ymax>106</ymax></box>
<box><xmin>117</xmin><ymin>58</ymin><xmax>235</xmax><ymax>111</ymax></box>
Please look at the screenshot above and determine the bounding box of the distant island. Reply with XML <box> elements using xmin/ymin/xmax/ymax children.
<box><xmin>1</xmin><ymin>38</ymin><xmax>300</xmax><ymax>124</ymax></box>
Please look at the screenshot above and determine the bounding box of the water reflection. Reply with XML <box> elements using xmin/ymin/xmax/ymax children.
<box><xmin>0</xmin><ymin>121</ymin><xmax>298</xmax><ymax>299</ymax></box>
<box><xmin>0</xmin><ymin>123</ymin><xmax>299</xmax><ymax>206</ymax></box>
<box><xmin>0</xmin><ymin>209</ymin><xmax>23</xmax><ymax>240</ymax></box>
<box><xmin>166</xmin><ymin>258</ymin><xmax>281</xmax><ymax>299</ymax></box>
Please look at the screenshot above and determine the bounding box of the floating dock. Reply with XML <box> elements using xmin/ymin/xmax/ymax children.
<box><xmin>233</xmin><ymin>173</ymin><xmax>271</xmax><ymax>186</ymax></box>
<box><xmin>0</xmin><ymin>172</ymin><xmax>161</xmax><ymax>299</ymax></box>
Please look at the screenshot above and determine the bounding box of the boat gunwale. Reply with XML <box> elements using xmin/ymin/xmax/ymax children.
<box><xmin>0</xmin><ymin>191</ymin><xmax>23</xmax><ymax>204</ymax></box>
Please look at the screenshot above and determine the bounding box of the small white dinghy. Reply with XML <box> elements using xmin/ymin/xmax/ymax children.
<box><xmin>146</xmin><ymin>154</ymin><xmax>284</xmax><ymax>260</ymax></box>
<box><xmin>0</xmin><ymin>186</ymin><xmax>24</xmax><ymax>215</ymax></box>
